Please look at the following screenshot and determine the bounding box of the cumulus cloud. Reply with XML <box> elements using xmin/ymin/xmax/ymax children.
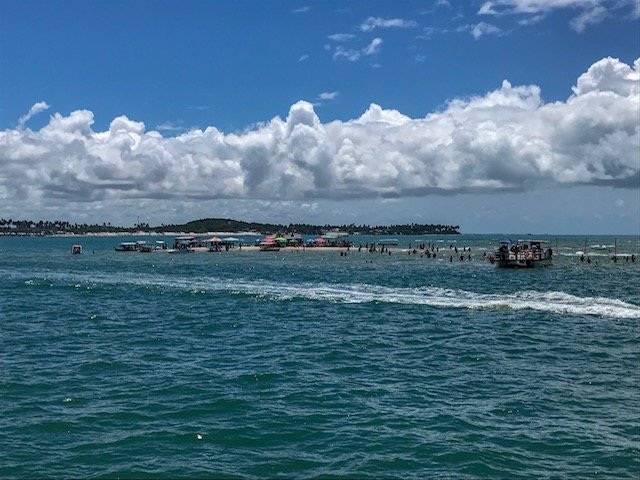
<box><xmin>1</xmin><ymin>57</ymin><xmax>638</xmax><ymax>212</ymax></box>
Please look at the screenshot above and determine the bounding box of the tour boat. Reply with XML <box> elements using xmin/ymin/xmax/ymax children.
<box><xmin>139</xmin><ymin>240</ymin><xmax>168</xmax><ymax>252</ymax></box>
<box><xmin>259</xmin><ymin>241</ymin><xmax>280</xmax><ymax>251</ymax></box>
<box><xmin>115</xmin><ymin>242</ymin><xmax>137</xmax><ymax>252</ymax></box>
<box><xmin>490</xmin><ymin>240</ymin><xmax>553</xmax><ymax>268</ymax></box>
<box><xmin>114</xmin><ymin>241</ymin><xmax>147</xmax><ymax>252</ymax></box>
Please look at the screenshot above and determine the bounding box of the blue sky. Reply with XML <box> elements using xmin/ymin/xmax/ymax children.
<box><xmin>1</xmin><ymin>0</ymin><xmax>639</xmax><ymax>234</ymax></box>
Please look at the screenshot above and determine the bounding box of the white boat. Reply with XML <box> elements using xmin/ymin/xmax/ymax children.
<box><xmin>167</xmin><ymin>236</ymin><xmax>196</xmax><ymax>253</ymax></box>
<box><xmin>259</xmin><ymin>242</ymin><xmax>280</xmax><ymax>251</ymax></box>
<box><xmin>115</xmin><ymin>241</ymin><xmax>140</xmax><ymax>252</ymax></box>
<box><xmin>139</xmin><ymin>240</ymin><xmax>168</xmax><ymax>253</ymax></box>
<box><xmin>490</xmin><ymin>240</ymin><xmax>553</xmax><ymax>268</ymax></box>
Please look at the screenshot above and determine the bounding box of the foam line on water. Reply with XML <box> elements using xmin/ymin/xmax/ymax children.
<box><xmin>6</xmin><ymin>268</ymin><xmax>639</xmax><ymax>319</ymax></box>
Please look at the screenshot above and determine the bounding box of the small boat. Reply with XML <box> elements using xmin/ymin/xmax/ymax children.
<box><xmin>259</xmin><ymin>242</ymin><xmax>280</xmax><ymax>252</ymax></box>
<box><xmin>167</xmin><ymin>236</ymin><xmax>196</xmax><ymax>253</ymax></box>
<box><xmin>490</xmin><ymin>240</ymin><xmax>552</xmax><ymax>268</ymax></box>
<box><xmin>168</xmin><ymin>246</ymin><xmax>194</xmax><ymax>254</ymax></box>
<box><xmin>71</xmin><ymin>244</ymin><xmax>82</xmax><ymax>255</ymax></box>
<box><xmin>139</xmin><ymin>240</ymin><xmax>168</xmax><ymax>253</ymax></box>
<box><xmin>115</xmin><ymin>241</ymin><xmax>141</xmax><ymax>252</ymax></box>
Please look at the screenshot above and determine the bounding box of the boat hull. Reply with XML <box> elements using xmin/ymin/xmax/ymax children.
<box><xmin>497</xmin><ymin>257</ymin><xmax>552</xmax><ymax>268</ymax></box>
<box><xmin>492</xmin><ymin>239</ymin><xmax>553</xmax><ymax>269</ymax></box>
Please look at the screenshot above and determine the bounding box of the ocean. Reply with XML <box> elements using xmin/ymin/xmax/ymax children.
<box><xmin>1</xmin><ymin>234</ymin><xmax>638</xmax><ymax>478</ymax></box>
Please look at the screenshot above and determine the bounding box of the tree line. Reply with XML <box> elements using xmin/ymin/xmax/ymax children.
<box><xmin>0</xmin><ymin>217</ymin><xmax>460</xmax><ymax>235</ymax></box>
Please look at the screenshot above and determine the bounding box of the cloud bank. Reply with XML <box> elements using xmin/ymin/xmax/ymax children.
<box><xmin>1</xmin><ymin>57</ymin><xmax>638</xmax><ymax>211</ymax></box>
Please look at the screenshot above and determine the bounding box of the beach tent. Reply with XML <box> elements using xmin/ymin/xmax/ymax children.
<box><xmin>204</xmin><ymin>237</ymin><xmax>222</xmax><ymax>243</ymax></box>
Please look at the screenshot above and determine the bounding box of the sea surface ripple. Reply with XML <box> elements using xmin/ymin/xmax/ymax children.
<box><xmin>0</xmin><ymin>234</ymin><xmax>638</xmax><ymax>478</ymax></box>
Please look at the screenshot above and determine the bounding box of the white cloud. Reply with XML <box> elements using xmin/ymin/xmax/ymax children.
<box><xmin>1</xmin><ymin>57</ymin><xmax>637</xmax><ymax>216</ymax></box>
<box><xmin>292</xmin><ymin>6</ymin><xmax>310</xmax><ymax>14</ymax></box>
<box><xmin>331</xmin><ymin>37</ymin><xmax>382</xmax><ymax>61</ymax></box>
<box><xmin>298</xmin><ymin>54</ymin><xmax>310</xmax><ymax>62</ymax></box>
<box><xmin>479</xmin><ymin>0</ymin><xmax>640</xmax><ymax>31</ymax></box>
<box><xmin>333</xmin><ymin>46</ymin><xmax>361</xmax><ymax>62</ymax></box>
<box><xmin>360</xmin><ymin>17</ymin><xmax>418</xmax><ymax>32</ymax></box>
<box><xmin>318</xmin><ymin>92</ymin><xmax>339</xmax><ymax>101</ymax></box>
<box><xmin>155</xmin><ymin>121</ymin><xmax>187</xmax><ymax>133</ymax></box>
<box><xmin>328</xmin><ymin>33</ymin><xmax>356</xmax><ymax>42</ymax></box>
<box><xmin>363</xmin><ymin>38</ymin><xmax>383</xmax><ymax>55</ymax></box>
<box><xmin>457</xmin><ymin>22</ymin><xmax>503</xmax><ymax>39</ymax></box>
<box><xmin>18</xmin><ymin>101</ymin><xmax>50</xmax><ymax>129</ymax></box>
<box><xmin>570</xmin><ymin>5</ymin><xmax>608</xmax><ymax>32</ymax></box>
<box><xmin>572</xmin><ymin>56</ymin><xmax>639</xmax><ymax>96</ymax></box>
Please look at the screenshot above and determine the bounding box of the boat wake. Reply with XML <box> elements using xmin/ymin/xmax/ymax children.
<box><xmin>8</xmin><ymin>269</ymin><xmax>640</xmax><ymax>319</ymax></box>
<box><xmin>228</xmin><ymin>282</ymin><xmax>639</xmax><ymax>319</ymax></box>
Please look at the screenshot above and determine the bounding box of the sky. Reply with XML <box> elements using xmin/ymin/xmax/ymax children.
<box><xmin>0</xmin><ymin>0</ymin><xmax>639</xmax><ymax>234</ymax></box>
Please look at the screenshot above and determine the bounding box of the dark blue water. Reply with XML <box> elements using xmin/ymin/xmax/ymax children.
<box><xmin>1</xmin><ymin>235</ymin><xmax>638</xmax><ymax>478</ymax></box>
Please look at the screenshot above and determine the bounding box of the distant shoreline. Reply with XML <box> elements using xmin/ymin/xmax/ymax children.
<box><xmin>0</xmin><ymin>217</ymin><xmax>461</xmax><ymax>237</ymax></box>
<box><xmin>0</xmin><ymin>231</ymin><xmax>461</xmax><ymax>238</ymax></box>
<box><xmin>0</xmin><ymin>231</ymin><xmax>263</xmax><ymax>238</ymax></box>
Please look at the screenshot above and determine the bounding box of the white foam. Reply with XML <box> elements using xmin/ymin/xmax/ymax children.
<box><xmin>5</xmin><ymin>268</ymin><xmax>639</xmax><ymax>319</ymax></box>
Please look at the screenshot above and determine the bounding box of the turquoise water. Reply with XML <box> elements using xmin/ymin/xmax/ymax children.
<box><xmin>1</xmin><ymin>234</ymin><xmax>639</xmax><ymax>478</ymax></box>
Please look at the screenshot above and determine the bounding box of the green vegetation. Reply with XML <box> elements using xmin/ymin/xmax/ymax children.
<box><xmin>163</xmin><ymin>218</ymin><xmax>460</xmax><ymax>235</ymax></box>
<box><xmin>0</xmin><ymin>217</ymin><xmax>460</xmax><ymax>236</ymax></box>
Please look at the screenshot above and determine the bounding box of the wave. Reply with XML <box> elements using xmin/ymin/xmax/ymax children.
<box><xmin>7</xmin><ymin>268</ymin><xmax>640</xmax><ymax>319</ymax></box>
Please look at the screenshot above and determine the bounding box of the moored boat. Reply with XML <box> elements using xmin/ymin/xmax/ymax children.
<box><xmin>168</xmin><ymin>236</ymin><xmax>196</xmax><ymax>253</ymax></box>
<box><xmin>115</xmin><ymin>241</ymin><xmax>141</xmax><ymax>252</ymax></box>
<box><xmin>258</xmin><ymin>236</ymin><xmax>280</xmax><ymax>251</ymax></box>
<box><xmin>490</xmin><ymin>239</ymin><xmax>552</xmax><ymax>268</ymax></box>
<box><xmin>71</xmin><ymin>244</ymin><xmax>82</xmax><ymax>255</ymax></box>
<box><xmin>139</xmin><ymin>240</ymin><xmax>168</xmax><ymax>252</ymax></box>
